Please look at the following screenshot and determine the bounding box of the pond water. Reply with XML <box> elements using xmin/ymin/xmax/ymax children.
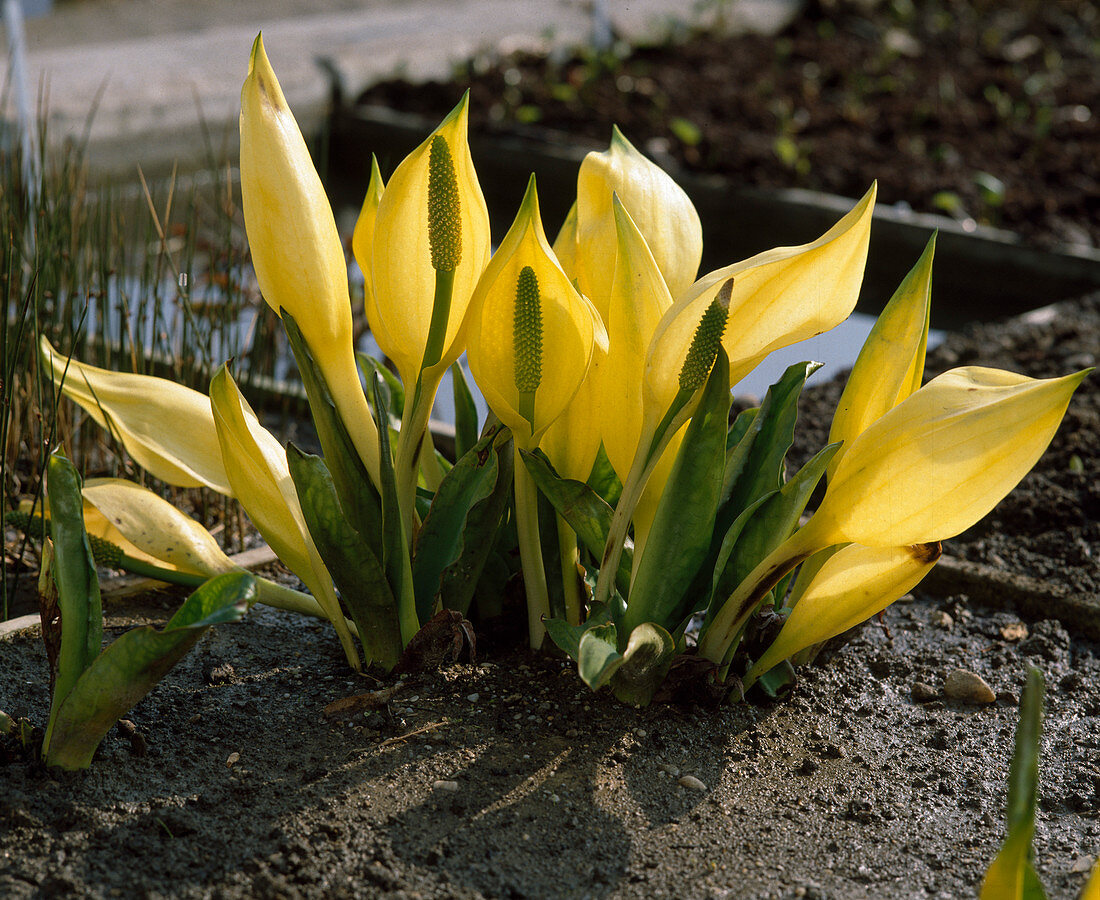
<box><xmin>80</xmin><ymin>263</ymin><xmax>941</xmax><ymax>433</ymax></box>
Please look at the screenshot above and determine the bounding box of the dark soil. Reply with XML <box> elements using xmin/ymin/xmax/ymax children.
<box><xmin>2</xmin><ymin>294</ymin><xmax>1097</xmax><ymax>899</ymax></box>
<box><xmin>355</xmin><ymin>0</ymin><xmax>1100</xmax><ymax>251</ymax></box>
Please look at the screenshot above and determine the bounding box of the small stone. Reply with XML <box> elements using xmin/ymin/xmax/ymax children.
<box><xmin>226</xmin><ymin>752</ymin><xmax>240</xmax><ymax>768</ymax></box>
<box><xmin>911</xmin><ymin>682</ymin><xmax>939</xmax><ymax>703</ymax></box>
<box><xmin>432</xmin><ymin>780</ymin><xmax>459</xmax><ymax>792</ymax></box>
<box><xmin>678</xmin><ymin>775</ymin><xmax>706</xmax><ymax>792</ymax></box>
<box><xmin>657</xmin><ymin>763</ymin><xmax>680</xmax><ymax>777</ymax></box>
<box><xmin>1000</xmin><ymin>621</ymin><xmax>1028</xmax><ymax>641</ymax></box>
<box><xmin>931</xmin><ymin>611</ymin><xmax>953</xmax><ymax>629</ymax></box>
<box><xmin>466</xmin><ymin>693</ymin><xmax>479</xmax><ymax>703</ymax></box>
<box><xmin>944</xmin><ymin>668</ymin><xmax>995</xmax><ymax>704</ymax></box>
<box><xmin>1070</xmin><ymin>856</ymin><xmax>1095</xmax><ymax>873</ymax></box>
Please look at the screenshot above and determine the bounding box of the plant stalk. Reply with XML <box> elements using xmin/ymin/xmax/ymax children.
<box><xmin>513</xmin><ymin>444</ymin><xmax>550</xmax><ymax>648</ymax></box>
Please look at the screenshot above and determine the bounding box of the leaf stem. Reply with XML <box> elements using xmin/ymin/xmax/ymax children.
<box><xmin>513</xmin><ymin>444</ymin><xmax>550</xmax><ymax>648</ymax></box>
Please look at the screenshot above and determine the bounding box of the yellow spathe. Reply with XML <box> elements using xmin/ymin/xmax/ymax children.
<box><xmin>370</xmin><ymin>93</ymin><xmax>491</xmax><ymax>385</ymax></box>
<box><xmin>41</xmin><ymin>336</ymin><xmax>231</xmax><ymax>496</ymax></box>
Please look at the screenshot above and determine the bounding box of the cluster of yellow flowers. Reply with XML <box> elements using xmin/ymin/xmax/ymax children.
<box><xmin>40</xmin><ymin>36</ymin><xmax>1088</xmax><ymax>701</ymax></box>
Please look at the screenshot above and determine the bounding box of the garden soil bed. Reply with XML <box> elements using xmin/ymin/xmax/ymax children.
<box><xmin>353</xmin><ymin>0</ymin><xmax>1100</xmax><ymax>253</ymax></box>
<box><xmin>1</xmin><ymin>293</ymin><xmax>1098</xmax><ymax>899</ymax></box>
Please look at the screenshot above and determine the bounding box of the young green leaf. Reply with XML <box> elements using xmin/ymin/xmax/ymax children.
<box><xmin>45</xmin><ymin>572</ymin><xmax>256</xmax><ymax>770</ymax></box>
<box><xmin>413</xmin><ymin>425</ymin><xmax>504</xmax><ymax>611</ymax></box>
<box><xmin>622</xmin><ymin>350</ymin><xmax>731</xmax><ymax>636</ymax></box>
<box><xmin>609</xmin><ymin>622</ymin><xmax>676</xmax><ymax>707</ymax></box>
<box><xmin>369</xmin><ymin>375</ymin><xmax>419</xmax><ymax>642</ymax></box>
<box><xmin>282</xmin><ymin>309</ymin><xmax>384</xmax><ymax>546</ymax></box>
<box><xmin>451</xmin><ymin>362</ymin><xmax>480</xmax><ymax>461</ymax></box>
<box><xmin>980</xmin><ymin>667</ymin><xmax>1047</xmax><ymax>899</ymax></box>
<box><xmin>287</xmin><ymin>445</ymin><xmax>402</xmax><ymax>670</ymax></box>
<box><xmin>437</xmin><ymin>430</ymin><xmax>515</xmax><ymax>615</ymax></box>
<box><xmin>520</xmin><ymin>449</ymin><xmax>633</xmax><ymax>596</ymax></box>
<box><xmin>704</xmin><ymin>443</ymin><xmax>839</xmax><ymax>630</ymax></box>
<box><xmin>43</xmin><ymin>453</ymin><xmax>103</xmax><ymax>752</ymax></box>
<box><xmin>724</xmin><ymin>361</ymin><xmax>821</xmax><ymax>516</ymax></box>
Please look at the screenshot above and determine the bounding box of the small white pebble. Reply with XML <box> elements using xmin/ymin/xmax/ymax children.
<box><xmin>466</xmin><ymin>693</ymin><xmax>480</xmax><ymax>702</ymax></box>
<box><xmin>432</xmin><ymin>780</ymin><xmax>459</xmax><ymax>792</ymax></box>
<box><xmin>226</xmin><ymin>752</ymin><xmax>240</xmax><ymax>768</ymax></box>
<box><xmin>678</xmin><ymin>775</ymin><xmax>706</xmax><ymax>792</ymax></box>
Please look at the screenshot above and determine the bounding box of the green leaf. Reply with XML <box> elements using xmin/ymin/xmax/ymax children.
<box><xmin>450</xmin><ymin>363</ymin><xmax>479</xmax><ymax>461</ymax></box>
<box><xmin>44</xmin><ymin>453</ymin><xmax>102</xmax><ymax>749</ymax></box>
<box><xmin>44</xmin><ymin>572</ymin><xmax>256</xmax><ymax>770</ymax></box>
<box><xmin>755</xmin><ymin>659</ymin><xmax>797</xmax><ymax>698</ymax></box>
<box><xmin>705</xmin><ymin>443</ymin><xmax>840</xmax><ymax>628</ymax></box>
<box><xmin>586</xmin><ymin>444</ymin><xmax>623</xmax><ymax>507</ymax></box>
<box><xmin>537</xmin><ymin>479</ymin><xmax>568</xmax><ymax>621</ymax></box>
<box><xmin>544</xmin><ymin>603</ymin><xmax>614</xmax><ymax>662</ymax></box>
<box><xmin>413</xmin><ymin>425</ymin><xmax>504</xmax><ymax>612</ymax></box>
<box><xmin>287</xmin><ymin>445</ymin><xmax>402</xmax><ymax>670</ymax></box>
<box><xmin>610</xmin><ymin>623</ymin><xmax>676</xmax><ymax>707</ymax></box>
<box><xmin>624</xmin><ymin>350</ymin><xmax>732</xmax><ymax>635</ymax></box>
<box><xmin>371</xmin><ymin>376</ymin><xmax>419</xmax><ymax>644</ymax></box>
<box><xmin>688</xmin><ymin>369</ymin><xmax>831</xmax><ymax>621</ymax></box>
<box><xmin>438</xmin><ymin>429</ymin><xmax>515</xmax><ymax>616</ymax></box>
<box><xmin>577</xmin><ymin>622</ymin><xmax>622</xmax><ymax>691</ymax></box>
<box><xmin>725</xmin><ymin>361</ymin><xmax>821</xmax><ymax>516</ymax></box>
<box><xmin>282</xmin><ymin>311</ymin><xmax>384</xmax><ymax>546</ymax></box>
<box><xmin>521</xmin><ymin>450</ymin><xmax>633</xmax><ymax>596</ymax></box>
<box><xmin>356</xmin><ymin>353</ymin><xmax>404</xmax><ymax>430</ymax></box>
<box><xmin>1008</xmin><ymin>667</ymin><xmax>1044</xmax><ymax>834</ymax></box>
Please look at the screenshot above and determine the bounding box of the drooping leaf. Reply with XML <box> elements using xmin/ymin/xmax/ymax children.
<box><xmin>544</xmin><ymin>602</ymin><xmax>615</xmax><ymax>662</ymax></box>
<box><xmin>43</xmin><ymin>453</ymin><xmax>102</xmax><ymax>752</ymax></box>
<box><xmin>577</xmin><ymin>622</ymin><xmax>623</xmax><ymax>691</ymax></box>
<box><xmin>623</xmin><ymin>350</ymin><xmax>731</xmax><ymax>635</ymax></box>
<box><xmin>287</xmin><ymin>445</ymin><xmax>401</xmax><ymax>670</ymax></box>
<box><xmin>610</xmin><ymin>622</ymin><xmax>676</xmax><ymax>707</ymax></box>
<box><xmin>44</xmin><ymin>572</ymin><xmax>256</xmax><ymax>770</ymax></box>
<box><xmin>521</xmin><ymin>449</ymin><xmax>633</xmax><ymax>596</ymax></box>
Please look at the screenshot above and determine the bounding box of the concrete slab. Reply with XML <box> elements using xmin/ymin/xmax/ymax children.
<box><xmin>4</xmin><ymin>0</ymin><xmax>802</xmax><ymax>178</ymax></box>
